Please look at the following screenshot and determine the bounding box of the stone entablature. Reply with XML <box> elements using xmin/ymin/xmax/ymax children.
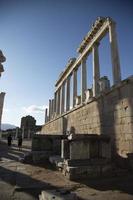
<box><xmin>44</xmin><ymin>17</ymin><xmax>121</xmax><ymax>123</ymax></box>
<box><xmin>77</xmin><ymin>17</ymin><xmax>108</xmax><ymax>53</ymax></box>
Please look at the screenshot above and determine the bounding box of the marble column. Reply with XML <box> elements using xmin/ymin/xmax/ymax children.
<box><xmin>54</xmin><ymin>92</ymin><xmax>57</xmax><ymax>114</ymax></box>
<box><xmin>81</xmin><ymin>57</ymin><xmax>87</xmax><ymax>103</ymax></box>
<box><xmin>61</xmin><ymin>82</ymin><xmax>65</xmax><ymax>114</ymax></box>
<box><xmin>55</xmin><ymin>91</ymin><xmax>58</xmax><ymax>115</ymax></box>
<box><xmin>73</xmin><ymin>69</ymin><xmax>77</xmax><ymax>107</ymax></box>
<box><xmin>45</xmin><ymin>108</ymin><xmax>48</xmax><ymax>123</ymax></box>
<box><xmin>66</xmin><ymin>76</ymin><xmax>70</xmax><ymax>111</ymax></box>
<box><xmin>57</xmin><ymin>89</ymin><xmax>61</xmax><ymax>114</ymax></box>
<box><xmin>49</xmin><ymin>99</ymin><xmax>52</xmax><ymax>120</ymax></box>
<box><xmin>92</xmin><ymin>42</ymin><xmax>100</xmax><ymax>97</ymax></box>
<box><xmin>51</xmin><ymin>99</ymin><xmax>54</xmax><ymax>118</ymax></box>
<box><xmin>0</xmin><ymin>92</ymin><xmax>5</xmax><ymax>131</ymax></box>
<box><xmin>109</xmin><ymin>21</ymin><xmax>121</xmax><ymax>85</ymax></box>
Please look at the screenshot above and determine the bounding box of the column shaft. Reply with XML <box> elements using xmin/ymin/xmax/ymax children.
<box><xmin>45</xmin><ymin>108</ymin><xmax>48</xmax><ymax>123</ymax></box>
<box><xmin>109</xmin><ymin>22</ymin><xmax>121</xmax><ymax>85</ymax></box>
<box><xmin>57</xmin><ymin>89</ymin><xmax>61</xmax><ymax>114</ymax></box>
<box><xmin>49</xmin><ymin>99</ymin><xmax>52</xmax><ymax>120</ymax></box>
<box><xmin>66</xmin><ymin>76</ymin><xmax>70</xmax><ymax>111</ymax></box>
<box><xmin>54</xmin><ymin>92</ymin><xmax>56</xmax><ymax>114</ymax></box>
<box><xmin>81</xmin><ymin>58</ymin><xmax>87</xmax><ymax>102</ymax></box>
<box><xmin>51</xmin><ymin>99</ymin><xmax>54</xmax><ymax>118</ymax></box>
<box><xmin>56</xmin><ymin>91</ymin><xmax>58</xmax><ymax>114</ymax></box>
<box><xmin>61</xmin><ymin>82</ymin><xmax>65</xmax><ymax>114</ymax></box>
<box><xmin>73</xmin><ymin>69</ymin><xmax>77</xmax><ymax>107</ymax></box>
<box><xmin>92</xmin><ymin>43</ymin><xmax>100</xmax><ymax>97</ymax></box>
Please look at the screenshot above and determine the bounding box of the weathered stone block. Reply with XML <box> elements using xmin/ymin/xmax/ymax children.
<box><xmin>40</xmin><ymin>190</ymin><xmax>77</xmax><ymax>200</ymax></box>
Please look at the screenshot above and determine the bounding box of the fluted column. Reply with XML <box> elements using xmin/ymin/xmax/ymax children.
<box><xmin>92</xmin><ymin>42</ymin><xmax>100</xmax><ymax>97</ymax></box>
<box><xmin>73</xmin><ymin>69</ymin><xmax>77</xmax><ymax>107</ymax></box>
<box><xmin>61</xmin><ymin>82</ymin><xmax>65</xmax><ymax>114</ymax></box>
<box><xmin>66</xmin><ymin>76</ymin><xmax>70</xmax><ymax>111</ymax></box>
<box><xmin>109</xmin><ymin>21</ymin><xmax>121</xmax><ymax>85</ymax></box>
<box><xmin>45</xmin><ymin>108</ymin><xmax>48</xmax><ymax>123</ymax></box>
<box><xmin>81</xmin><ymin>57</ymin><xmax>87</xmax><ymax>103</ymax></box>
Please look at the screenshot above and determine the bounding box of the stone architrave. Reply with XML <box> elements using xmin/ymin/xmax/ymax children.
<box><xmin>61</xmin><ymin>82</ymin><xmax>65</xmax><ymax>114</ymax></box>
<box><xmin>66</xmin><ymin>76</ymin><xmax>70</xmax><ymax>111</ymax></box>
<box><xmin>92</xmin><ymin>42</ymin><xmax>100</xmax><ymax>97</ymax></box>
<box><xmin>73</xmin><ymin>69</ymin><xmax>77</xmax><ymax>107</ymax></box>
<box><xmin>109</xmin><ymin>21</ymin><xmax>121</xmax><ymax>85</ymax></box>
<box><xmin>81</xmin><ymin>57</ymin><xmax>87</xmax><ymax>103</ymax></box>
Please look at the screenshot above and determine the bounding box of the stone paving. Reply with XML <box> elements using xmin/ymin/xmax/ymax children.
<box><xmin>0</xmin><ymin>139</ymin><xmax>133</xmax><ymax>200</ymax></box>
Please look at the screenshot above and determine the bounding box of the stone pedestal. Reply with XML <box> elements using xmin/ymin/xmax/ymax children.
<box><xmin>85</xmin><ymin>89</ymin><xmax>93</xmax><ymax>103</ymax></box>
<box><xmin>75</xmin><ymin>95</ymin><xmax>81</xmax><ymax>106</ymax></box>
<box><xmin>99</xmin><ymin>76</ymin><xmax>110</xmax><ymax>92</ymax></box>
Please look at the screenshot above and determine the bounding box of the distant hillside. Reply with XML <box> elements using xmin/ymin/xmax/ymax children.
<box><xmin>1</xmin><ymin>123</ymin><xmax>17</xmax><ymax>130</ymax></box>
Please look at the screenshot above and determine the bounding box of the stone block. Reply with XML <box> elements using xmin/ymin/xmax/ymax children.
<box><xmin>125</xmin><ymin>133</ymin><xmax>133</xmax><ymax>141</ymax></box>
<box><xmin>40</xmin><ymin>189</ymin><xmax>77</xmax><ymax>200</ymax></box>
<box><xmin>32</xmin><ymin>151</ymin><xmax>53</xmax><ymax>163</ymax></box>
<box><xmin>70</xmin><ymin>140</ymin><xmax>90</xmax><ymax>160</ymax></box>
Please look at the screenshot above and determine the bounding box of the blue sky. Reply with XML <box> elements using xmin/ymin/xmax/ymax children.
<box><xmin>0</xmin><ymin>0</ymin><xmax>133</xmax><ymax>126</ymax></box>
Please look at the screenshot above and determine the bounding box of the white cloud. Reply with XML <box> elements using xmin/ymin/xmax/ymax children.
<box><xmin>3</xmin><ymin>108</ymin><xmax>10</xmax><ymax>113</ymax></box>
<box><xmin>22</xmin><ymin>105</ymin><xmax>47</xmax><ymax>114</ymax></box>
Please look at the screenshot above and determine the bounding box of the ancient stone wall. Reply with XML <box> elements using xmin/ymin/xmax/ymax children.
<box><xmin>41</xmin><ymin>117</ymin><xmax>64</xmax><ymax>135</ymax></box>
<box><xmin>41</xmin><ymin>76</ymin><xmax>133</xmax><ymax>158</ymax></box>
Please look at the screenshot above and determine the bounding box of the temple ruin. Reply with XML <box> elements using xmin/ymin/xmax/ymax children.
<box><xmin>32</xmin><ymin>17</ymin><xmax>133</xmax><ymax>179</ymax></box>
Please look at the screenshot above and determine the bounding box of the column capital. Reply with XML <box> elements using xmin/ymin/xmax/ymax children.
<box><xmin>81</xmin><ymin>55</ymin><xmax>87</xmax><ymax>62</ymax></box>
<box><xmin>93</xmin><ymin>41</ymin><xmax>100</xmax><ymax>47</ymax></box>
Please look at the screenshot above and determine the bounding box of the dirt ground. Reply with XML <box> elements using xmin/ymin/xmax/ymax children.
<box><xmin>0</xmin><ymin>138</ymin><xmax>133</xmax><ymax>200</ymax></box>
